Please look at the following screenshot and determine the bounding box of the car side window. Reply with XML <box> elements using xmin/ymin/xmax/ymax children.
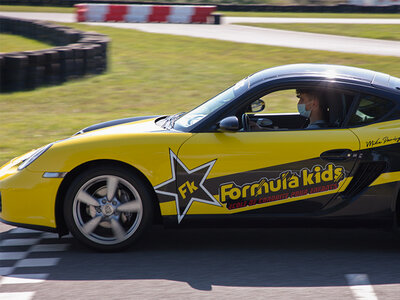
<box><xmin>243</xmin><ymin>88</ymin><xmax>355</xmax><ymax>131</ymax></box>
<box><xmin>348</xmin><ymin>95</ymin><xmax>395</xmax><ymax>127</ymax></box>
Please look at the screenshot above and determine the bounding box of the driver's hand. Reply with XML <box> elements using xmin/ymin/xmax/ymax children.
<box><xmin>248</xmin><ymin>120</ymin><xmax>262</xmax><ymax>131</ymax></box>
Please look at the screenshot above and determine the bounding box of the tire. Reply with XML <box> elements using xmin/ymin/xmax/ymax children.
<box><xmin>3</xmin><ymin>53</ymin><xmax>28</xmax><ymax>92</ymax></box>
<box><xmin>64</xmin><ymin>165</ymin><xmax>153</xmax><ymax>251</ymax></box>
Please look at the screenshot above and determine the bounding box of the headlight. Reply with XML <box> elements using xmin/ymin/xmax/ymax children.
<box><xmin>18</xmin><ymin>143</ymin><xmax>53</xmax><ymax>171</ymax></box>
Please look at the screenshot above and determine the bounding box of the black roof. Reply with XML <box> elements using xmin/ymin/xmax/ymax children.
<box><xmin>249</xmin><ymin>64</ymin><xmax>400</xmax><ymax>91</ymax></box>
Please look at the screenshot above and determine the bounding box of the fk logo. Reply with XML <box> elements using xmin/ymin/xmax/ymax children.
<box><xmin>178</xmin><ymin>181</ymin><xmax>198</xmax><ymax>199</ymax></box>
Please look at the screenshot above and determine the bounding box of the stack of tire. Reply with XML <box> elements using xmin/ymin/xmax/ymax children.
<box><xmin>0</xmin><ymin>16</ymin><xmax>110</xmax><ymax>93</ymax></box>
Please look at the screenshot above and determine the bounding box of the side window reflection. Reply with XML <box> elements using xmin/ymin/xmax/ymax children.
<box><xmin>244</xmin><ymin>88</ymin><xmax>355</xmax><ymax>131</ymax></box>
<box><xmin>348</xmin><ymin>95</ymin><xmax>394</xmax><ymax>127</ymax></box>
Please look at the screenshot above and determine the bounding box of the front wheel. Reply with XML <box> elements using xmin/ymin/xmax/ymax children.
<box><xmin>64</xmin><ymin>165</ymin><xmax>153</xmax><ymax>251</ymax></box>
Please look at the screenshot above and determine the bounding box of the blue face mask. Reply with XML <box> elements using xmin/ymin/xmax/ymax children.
<box><xmin>297</xmin><ymin>104</ymin><xmax>311</xmax><ymax>118</ymax></box>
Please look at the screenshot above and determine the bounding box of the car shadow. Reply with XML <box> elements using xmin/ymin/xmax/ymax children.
<box><xmin>47</xmin><ymin>226</ymin><xmax>400</xmax><ymax>290</ymax></box>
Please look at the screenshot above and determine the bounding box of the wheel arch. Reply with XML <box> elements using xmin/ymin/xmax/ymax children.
<box><xmin>55</xmin><ymin>159</ymin><xmax>162</xmax><ymax>236</ymax></box>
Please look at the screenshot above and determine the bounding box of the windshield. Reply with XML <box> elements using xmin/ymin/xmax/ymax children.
<box><xmin>174</xmin><ymin>78</ymin><xmax>249</xmax><ymax>129</ymax></box>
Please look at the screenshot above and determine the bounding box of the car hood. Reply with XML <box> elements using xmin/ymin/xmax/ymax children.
<box><xmin>74</xmin><ymin>116</ymin><xmax>161</xmax><ymax>135</ymax></box>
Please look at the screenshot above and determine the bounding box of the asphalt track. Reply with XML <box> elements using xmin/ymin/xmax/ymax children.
<box><xmin>1</xmin><ymin>11</ymin><xmax>400</xmax><ymax>300</ymax></box>
<box><xmin>1</xmin><ymin>223</ymin><xmax>400</xmax><ymax>300</ymax></box>
<box><xmin>1</xmin><ymin>12</ymin><xmax>400</xmax><ymax>57</ymax></box>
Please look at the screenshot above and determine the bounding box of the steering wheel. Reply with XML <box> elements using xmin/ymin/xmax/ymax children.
<box><xmin>242</xmin><ymin>114</ymin><xmax>249</xmax><ymax>131</ymax></box>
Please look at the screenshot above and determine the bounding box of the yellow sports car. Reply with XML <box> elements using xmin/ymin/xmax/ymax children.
<box><xmin>1</xmin><ymin>64</ymin><xmax>400</xmax><ymax>251</ymax></box>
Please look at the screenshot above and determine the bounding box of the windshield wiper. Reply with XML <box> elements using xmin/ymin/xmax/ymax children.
<box><xmin>162</xmin><ymin>112</ymin><xmax>185</xmax><ymax>129</ymax></box>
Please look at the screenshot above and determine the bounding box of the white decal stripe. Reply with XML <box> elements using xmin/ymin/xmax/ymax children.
<box><xmin>0</xmin><ymin>292</ymin><xmax>35</xmax><ymax>300</ymax></box>
<box><xmin>30</xmin><ymin>244</ymin><xmax>69</xmax><ymax>252</ymax></box>
<box><xmin>40</xmin><ymin>232</ymin><xmax>73</xmax><ymax>239</ymax></box>
<box><xmin>345</xmin><ymin>274</ymin><xmax>378</xmax><ymax>300</ymax></box>
<box><xmin>9</xmin><ymin>228</ymin><xmax>42</xmax><ymax>234</ymax></box>
<box><xmin>0</xmin><ymin>239</ymin><xmax>41</xmax><ymax>247</ymax></box>
<box><xmin>0</xmin><ymin>231</ymin><xmax>69</xmax><ymax>300</ymax></box>
<box><xmin>0</xmin><ymin>252</ymin><xmax>28</xmax><ymax>260</ymax></box>
<box><xmin>15</xmin><ymin>258</ymin><xmax>60</xmax><ymax>268</ymax></box>
<box><xmin>0</xmin><ymin>267</ymin><xmax>14</xmax><ymax>276</ymax></box>
<box><xmin>0</xmin><ymin>273</ymin><xmax>49</xmax><ymax>285</ymax></box>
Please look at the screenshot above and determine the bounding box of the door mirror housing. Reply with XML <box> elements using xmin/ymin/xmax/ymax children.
<box><xmin>218</xmin><ymin>116</ymin><xmax>239</xmax><ymax>131</ymax></box>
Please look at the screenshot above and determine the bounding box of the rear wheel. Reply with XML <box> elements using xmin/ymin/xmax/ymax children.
<box><xmin>64</xmin><ymin>166</ymin><xmax>153</xmax><ymax>251</ymax></box>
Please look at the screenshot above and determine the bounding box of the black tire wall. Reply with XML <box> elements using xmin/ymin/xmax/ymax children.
<box><xmin>0</xmin><ymin>16</ymin><xmax>111</xmax><ymax>92</ymax></box>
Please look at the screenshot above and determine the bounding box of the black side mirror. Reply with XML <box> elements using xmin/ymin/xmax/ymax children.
<box><xmin>218</xmin><ymin>116</ymin><xmax>239</xmax><ymax>131</ymax></box>
<box><xmin>246</xmin><ymin>99</ymin><xmax>265</xmax><ymax>113</ymax></box>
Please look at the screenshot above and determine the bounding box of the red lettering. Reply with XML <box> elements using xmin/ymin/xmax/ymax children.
<box><xmin>258</xmin><ymin>197</ymin><xmax>267</xmax><ymax>204</ymax></box>
<box><xmin>228</xmin><ymin>201</ymin><xmax>248</xmax><ymax>210</ymax></box>
<box><xmin>291</xmin><ymin>189</ymin><xmax>308</xmax><ymax>198</ymax></box>
<box><xmin>248</xmin><ymin>199</ymin><xmax>257</xmax><ymax>206</ymax></box>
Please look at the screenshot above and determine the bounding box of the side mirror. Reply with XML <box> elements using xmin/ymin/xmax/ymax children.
<box><xmin>247</xmin><ymin>99</ymin><xmax>265</xmax><ymax>113</ymax></box>
<box><xmin>218</xmin><ymin>116</ymin><xmax>239</xmax><ymax>131</ymax></box>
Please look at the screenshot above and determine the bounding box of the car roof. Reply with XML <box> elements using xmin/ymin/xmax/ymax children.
<box><xmin>248</xmin><ymin>64</ymin><xmax>400</xmax><ymax>92</ymax></box>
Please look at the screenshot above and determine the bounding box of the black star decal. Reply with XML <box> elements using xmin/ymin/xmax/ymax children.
<box><xmin>154</xmin><ymin>149</ymin><xmax>221</xmax><ymax>223</ymax></box>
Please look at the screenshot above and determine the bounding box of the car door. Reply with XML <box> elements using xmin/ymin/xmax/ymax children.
<box><xmin>175</xmin><ymin>128</ymin><xmax>360</xmax><ymax>219</ymax></box>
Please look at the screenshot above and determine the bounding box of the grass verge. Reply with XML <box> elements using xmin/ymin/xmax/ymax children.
<box><xmin>0</xmin><ymin>5</ymin><xmax>74</xmax><ymax>13</ymax></box>
<box><xmin>1</xmin><ymin>23</ymin><xmax>399</xmax><ymax>165</ymax></box>
<box><xmin>0</xmin><ymin>33</ymin><xmax>53</xmax><ymax>52</ymax></box>
<box><xmin>235</xmin><ymin>23</ymin><xmax>400</xmax><ymax>41</ymax></box>
<box><xmin>223</xmin><ymin>11</ymin><xmax>400</xmax><ymax>18</ymax></box>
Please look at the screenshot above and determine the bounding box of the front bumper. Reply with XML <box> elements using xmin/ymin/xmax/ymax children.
<box><xmin>0</xmin><ymin>160</ymin><xmax>62</xmax><ymax>229</ymax></box>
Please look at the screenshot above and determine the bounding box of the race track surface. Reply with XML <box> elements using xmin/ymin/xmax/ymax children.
<box><xmin>1</xmin><ymin>223</ymin><xmax>400</xmax><ymax>300</ymax></box>
<box><xmin>1</xmin><ymin>12</ymin><xmax>400</xmax><ymax>57</ymax></box>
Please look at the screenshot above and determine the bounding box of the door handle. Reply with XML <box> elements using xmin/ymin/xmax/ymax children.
<box><xmin>320</xmin><ymin>149</ymin><xmax>353</xmax><ymax>161</ymax></box>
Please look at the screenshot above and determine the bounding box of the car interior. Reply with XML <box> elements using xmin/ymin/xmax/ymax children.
<box><xmin>240</xmin><ymin>88</ymin><xmax>358</xmax><ymax>131</ymax></box>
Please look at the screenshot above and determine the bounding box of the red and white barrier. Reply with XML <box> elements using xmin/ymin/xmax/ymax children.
<box><xmin>87</xmin><ymin>4</ymin><xmax>108</xmax><ymax>22</ymax></box>
<box><xmin>125</xmin><ymin>5</ymin><xmax>152</xmax><ymax>23</ymax></box>
<box><xmin>75</xmin><ymin>4</ymin><xmax>217</xmax><ymax>24</ymax></box>
<box><xmin>107</xmin><ymin>5</ymin><xmax>128</xmax><ymax>22</ymax></box>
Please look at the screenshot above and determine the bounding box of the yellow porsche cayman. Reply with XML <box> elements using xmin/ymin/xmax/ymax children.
<box><xmin>1</xmin><ymin>64</ymin><xmax>400</xmax><ymax>251</ymax></box>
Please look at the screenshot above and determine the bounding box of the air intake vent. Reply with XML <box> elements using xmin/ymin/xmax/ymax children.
<box><xmin>342</xmin><ymin>161</ymin><xmax>387</xmax><ymax>198</ymax></box>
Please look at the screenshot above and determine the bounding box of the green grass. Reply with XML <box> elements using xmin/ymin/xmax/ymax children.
<box><xmin>223</xmin><ymin>11</ymin><xmax>400</xmax><ymax>18</ymax></box>
<box><xmin>0</xmin><ymin>33</ymin><xmax>53</xmax><ymax>52</ymax></box>
<box><xmin>0</xmin><ymin>5</ymin><xmax>74</xmax><ymax>13</ymax></box>
<box><xmin>236</xmin><ymin>23</ymin><xmax>400</xmax><ymax>41</ymax></box>
<box><xmin>1</xmin><ymin>23</ymin><xmax>400</xmax><ymax>166</ymax></box>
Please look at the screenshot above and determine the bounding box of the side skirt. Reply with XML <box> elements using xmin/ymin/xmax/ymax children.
<box><xmin>0</xmin><ymin>217</ymin><xmax>58</xmax><ymax>234</ymax></box>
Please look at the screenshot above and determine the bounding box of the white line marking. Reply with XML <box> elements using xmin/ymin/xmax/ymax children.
<box><xmin>30</xmin><ymin>244</ymin><xmax>69</xmax><ymax>252</ymax></box>
<box><xmin>0</xmin><ymin>292</ymin><xmax>35</xmax><ymax>300</ymax></box>
<box><xmin>0</xmin><ymin>252</ymin><xmax>28</xmax><ymax>260</ymax></box>
<box><xmin>15</xmin><ymin>258</ymin><xmax>60</xmax><ymax>268</ymax></box>
<box><xmin>39</xmin><ymin>232</ymin><xmax>59</xmax><ymax>239</ymax></box>
<box><xmin>0</xmin><ymin>267</ymin><xmax>14</xmax><ymax>276</ymax></box>
<box><xmin>0</xmin><ymin>273</ymin><xmax>49</xmax><ymax>285</ymax></box>
<box><xmin>0</xmin><ymin>239</ymin><xmax>41</xmax><ymax>247</ymax></box>
<box><xmin>345</xmin><ymin>274</ymin><xmax>378</xmax><ymax>300</ymax></box>
<box><xmin>10</xmin><ymin>228</ymin><xmax>42</xmax><ymax>234</ymax></box>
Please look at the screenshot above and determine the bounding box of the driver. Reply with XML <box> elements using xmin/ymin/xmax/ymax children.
<box><xmin>296</xmin><ymin>88</ymin><xmax>328</xmax><ymax>129</ymax></box>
